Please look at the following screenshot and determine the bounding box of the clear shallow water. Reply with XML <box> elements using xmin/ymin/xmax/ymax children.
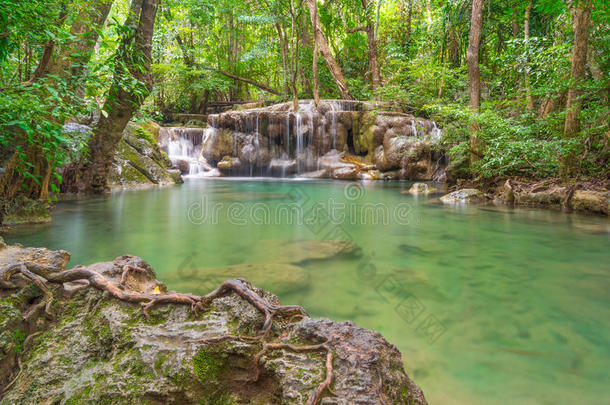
<box><xmin>3</xmin><ymin>179</ymin><xmax>610</xmax><ymax>405</ymax></box>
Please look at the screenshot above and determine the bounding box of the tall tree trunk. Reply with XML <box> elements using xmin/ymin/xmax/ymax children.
<box><xmin>467</xmin><ymin>0</ymin><xmax>484</xmax><ymax>163</ymax></box>
<box><xmin>312</xmin><ymin>0</ymin><xmax>320</xmax><ymax>107</ymax></box>
<box><xmin>305</xmin><ymin>0</ymin><xmax>353</xmax><ymax>99</ymax></box>
<box><xmin>0</xmin><ymin>1</ymin><xmax>111</xmax><ymax>203</ymax></box>
<box><xmin>62</xmin><ymin>0</ymin><xmax>159</xmax><ymax>194</ymax></box>
<box><xmin>562</xmin><ymin>0</ymin><xmax>592</xmax><ymax>175</ymax></box>
<box><xmin>362</xmin><ymin>0</ymin><xmax>381</xmax><ymax>89</ymax></box>
<box><xmin>524</xmin><ymin>0</ymin><xmax>534</xmax><ymax>111</ymax></box>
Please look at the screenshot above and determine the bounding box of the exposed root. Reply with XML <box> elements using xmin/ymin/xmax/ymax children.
<box><xmin>3</xmin><ymin>263</ymin><xmax>307</xmax><ymax>333</ymax></box>
<box><xmin>2</xmin><ymin>357</ymin><xmax>22</xmax><ymax>394</ymax></box>
<box><xmin>120</xmin><ymin>264</ymin><xmax>147</xmax><ymax>286</ymax></box>
<box><xmin>0</xmin><ymin>262</ymin><xmax>331</xmax><ymax>401</ymax></box>
<box><xmin>202</xmin><ymin>279</ymin><xmax>308</xmax><ymax>336</ymax></box>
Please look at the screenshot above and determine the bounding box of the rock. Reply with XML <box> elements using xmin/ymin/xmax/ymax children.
<box><xmin>173</xmin><ymin>158</ymin><xmax>191</xmax><ymax>174</ymax></box>
<box><xmin>167</xmin><ymin>169</ymin><xmax>184</xmax><ymax>184</ymax></box>
<box><xmin>407</xmin><ymin>182</ymin><xmax>437</xmax><ymax>194</ymax></box>
<box><xmin>203</xmin><ymin>100</ymin><xmax>446</xmax><ymax>180</ymax></box>
<box><xmin>164</xmin><ymin>263</ymin><xmax>308</xmax><ymax>296</ymax></box>
<box><xmin>299</xmin><ymin>169</ymin><xmax>329</xmax><ymax>179</ymax></box>
<box><xmin>0</xmin><ymin>196</ymin><xmax>52</xmax><ymax>225</ymax></box>
<box><xmin>331</xmin><ymin>165</ymin><xmax>360</xmax><ymax>180</ymax></box>
<box><xmin>269</xmin><ymin>159</ymin><xmax>297</xmax><ymax>176</ymax></box>
<box><xmin>216</xmin><ymin>156</ymin><xmax>242</xmax><ymax>174</ymax></box>
<box><xmin>109</xmin><ymin>121</ymin><xmax>182</xmax><ymax>187</ymax></box>
<box><xmin>445</xmin><ymin>155</ymin><xmax>470</xmax><ymax>183</ymax></box>
<box><xmin>514</xmin><ymin>188</ymin><xmax>565</xmax><ymax>207</ymax></box>
<box><xmin>571</xmin><ymin>190</ymin><xmax>610</xmax><ymax>215</ymax></box>
<box><xmin>0</xmin><ymin>244</ymin><xmax>427</xmax><ymax>405</ymax></box>
<box><xmin>440</xmin><ymin>188</ymin><xmax>487</xmax><ymax>204</ymax></box>
<box><xmin>252</xmin><ymin>239</ymin><xmax>362</xmax><ymax>264</ymax></box>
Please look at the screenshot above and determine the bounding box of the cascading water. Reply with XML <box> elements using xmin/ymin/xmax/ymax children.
<box><xmin>198</xmin><ymin>99</ymin><xmax>445</xmax><ymax>180</ymax></box>
<box><xmin>164</xmin><ymin>127</ymin><xmax>214</xmax><ymax>177</ymax></box>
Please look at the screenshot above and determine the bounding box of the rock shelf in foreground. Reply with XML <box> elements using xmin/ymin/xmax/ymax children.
<box><xmin>0</xmin><ymin>240</ymin><xmax>427</xmax><ymax>405</ymax></box>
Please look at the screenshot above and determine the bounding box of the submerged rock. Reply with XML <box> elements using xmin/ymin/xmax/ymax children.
<box><xmin>440</xmin><ymin>189</ymin><xmax>487</xmax><ymax>204</ymax></box>
<box><xmin>0</xmin><ymin>243</ymin><xmax>427</xmax><ymax>405</ymax></box>
<box><xmin>253</xmin><ymin>239</ymin><xmax>362</xmax><ymax>264</ymax></box>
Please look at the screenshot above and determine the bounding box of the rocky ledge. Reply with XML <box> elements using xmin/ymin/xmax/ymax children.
<box><xmin>0</xmin><ymin>240</ymin><xmax>427</xmax><ymax>405</ymax></box>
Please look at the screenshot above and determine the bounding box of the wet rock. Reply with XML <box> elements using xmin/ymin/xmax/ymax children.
<box><xmin>514</xmin><ymin>188</ymin><xmax>565</xmax><ymax>207</ymax></box>
<box><xmin>216</xmin><ymin>156</ymin><xmax>242</xmax><ymax>174</ymax></box>
<box><xmin>571</xmin><ymin>190</ymin><xmax>610</xmax><ymax>215</ymax></box>
<box><xmin>203</xmin><ymin>100</ymin><xmax>446</xmax><ymax>180</ymax></box>
<box><xmin>0</xmin><ymin>244</ymin><xmax>427</xmax><ymax>405</ymax></box>
<box><xmin>407</xmin><ymin>182</ymin><xmax>438</xmax><ymax>194</ymax></box>
<box><xmin>299</xmin><ymin>169</ymin><xmax>329</xmax><ymax>179</ymax></box>
<box><xmin>269</xmin><ymin>159</ymin><xmax>297</xmax><ymax>176</ymax></box>
<box><xmin>253</xmin><ymin>239</ymin><xmax>362</xmax><ymax>264</ymax></box>
<box><xmin>164</xmin><ymin>263</ymin><xmax>308</xmax><ymax>296</ymax></box>
<box><xmin>332</xmin><ymin>165</ymin><xmax>360</xmax><ymax>180</ymax></box>
<box><xmin>109</xmin><ymin>121</ymin><xmax>182</xmax><ymax>187</ymax></box>
<box><xmin>440</xmin><ymin>189</ymin><xmax>487</xmax><ymax>204</ymax></box>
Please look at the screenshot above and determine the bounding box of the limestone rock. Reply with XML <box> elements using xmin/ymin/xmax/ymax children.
<box><xmin>440</xmin><ymin>189</ymin><xmax>487</xmax><ymax>204</ymax></box>
<box><xmin>109</xmin><ymin>121</ymin><xmax>182</xmax><ymax>187</ymax></box>
<box><xmin>571</xmin><ymin>190</ymin><xmax>610</xmax><ymax>215</ymax></box>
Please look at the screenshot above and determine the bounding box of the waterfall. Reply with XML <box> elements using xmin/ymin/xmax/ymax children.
<box><xmin>165</xmin><ymin>127</ymin><xmax>214</xmax><ymax>177</ymax></box>
<box><xmin>330</xmin><ymin>101</ymin><xmax>338</xmax><ymax>150</ymax></box>
<box><xmin>295</xmin><ymin>113</ymin><xmax>304</xmax><ymax>174</ymax></box>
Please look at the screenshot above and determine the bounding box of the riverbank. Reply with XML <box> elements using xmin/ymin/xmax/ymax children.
<box><xmin>449</xmin><ymin>177</ymin><xmax>610</xmax><ymax>216</ymax></box>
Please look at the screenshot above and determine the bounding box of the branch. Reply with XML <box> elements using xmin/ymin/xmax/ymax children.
<box><xmin>205</xmin><ymin>67</ymin><xmax>282</xmax><ymax>96</ymax></box>
<box><xmin>347</xmin><ymin>26</ymin><xmax>368</xmax><ymax>33</ymax></box>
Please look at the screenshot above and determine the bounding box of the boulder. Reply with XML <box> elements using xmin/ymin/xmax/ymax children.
<box><xmin>571</xmin><ymin>190</ymin><xmax>610</xmax><ymax>215</ymax></box>
<box><xmin>331</xmin><ymin>165</ymin><xmax>360</xmax><ymax>180</ymax></box>
<box><xmin>217</xmin><ymin>156</ymin><xmax>242</xmax><ymax>175</ymax></box>
<box><xmin>407</xmin><ymin>182</ymin><xmax>437</xmax><ymax>195</ymax></box>
<box><xmin>252</xmin><ymin>239</ymin><xmax>362</xmax><ymax>264</ymax></box>
<box><xmin>109</xmin><ymin>121</ymin><xmax>182</xmax><ymax>187</ymax></box>
<box><xmin>440</xmin><ymin>188</ymin><xmax>487</xmax><ymax>204</ymax></box>
<box><xmin>0</xmin><ymin>243</ymin><xmax>428</xmax><ymax>405</ymax></box>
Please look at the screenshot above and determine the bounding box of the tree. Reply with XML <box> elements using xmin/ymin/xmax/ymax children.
<box><xmin>305</xmin><ymin>0</ymin><xmax>353</xmax><ymax>99</ymax></box>
<box><xmin>562</xmin><ymin>0</ymin><xmax>593</xmax><ymax>174</ymax></box>
<box><xmin>62</xmin><ymin>0</ymin><xmax>160</xmax><ymax>193</ymax></box>
<box><xmin>0</xmin><ymin>0</ymin><xmax>112</xmax><ymax>202</ymax></box>
<box><xmin>467</xmin><ymin>0</ymin><xmax>484</xmax><ymax>163</ymax></box>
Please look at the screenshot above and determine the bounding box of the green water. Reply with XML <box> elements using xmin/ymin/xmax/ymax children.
<box><xmin>3</xmin><ymin>179</ymin><xmax>610</xmax><ymax>405</ymax></box>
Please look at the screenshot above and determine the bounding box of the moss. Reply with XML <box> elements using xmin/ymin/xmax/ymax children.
<box><xmin>192</xmin><ymin>347</ymin><xmax>224</xmax><ymax>384</ymax></box>
<box><xmin>2</xmin><ymin>195</ymin><xmax>51</xmax><ymax>225</ymax></box>
<box><xmin>135</xmin><ymin>126</ymin><xmax>157</xmax><ymax>147</ymax></box>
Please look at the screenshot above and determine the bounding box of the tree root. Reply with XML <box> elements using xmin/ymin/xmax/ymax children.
<box><xmin>1</xmin><ymin>357</ymin><xmax>21</xmax><ymax>394</ymax></box>
<box><xmin>120</xmin><ymin>264</ymin><xmax>148</xmax><ymax>286</ymax></box>
<box><xmin>0</xmin><ymin>261</ymin><xmax>332</xmax><ymax>402</ymax></box>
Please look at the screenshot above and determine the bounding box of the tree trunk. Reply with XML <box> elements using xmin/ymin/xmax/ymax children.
<box><xmin>467</xmin><ymin>0</ymin><xmax>484</xmax><ymax>163</ymax></box>
<box><xmin>62</xmin><ymin>0</ymin><xmax>159</xmax><ymax>194</ymax></box>
<box><xmin>312</xmin><ymin>0</ymin><xmax>320</xmax><ymax>107</ymax></box>
<box><xmin>562</xmin><ymin>0</ymin><xmax>592</xmax><ymax>175</ymax></box>
<box><xmin>524</xmin><ymin>0</ymin><xmax>534</xmax><ymax>111</ymax></box>
<box><xmin>0</xmin><ymin>1</ymin><xmax>111</xmax><ymax>202</ymax></box>
<box><xmin>362</xmin><ymin>0</ymin><xmax>381</xmax><ymax>89</ymax></box>
<box><xmin>305</xmin><ymin>0</ymin><xmax>353</xmax><ymax>100</ymax></box>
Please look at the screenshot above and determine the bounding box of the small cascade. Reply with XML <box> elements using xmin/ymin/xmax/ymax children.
<box><xmin>164</xmin><ymin>127</ymin><xmax>214</xmax><ymax>177</ymax></box>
